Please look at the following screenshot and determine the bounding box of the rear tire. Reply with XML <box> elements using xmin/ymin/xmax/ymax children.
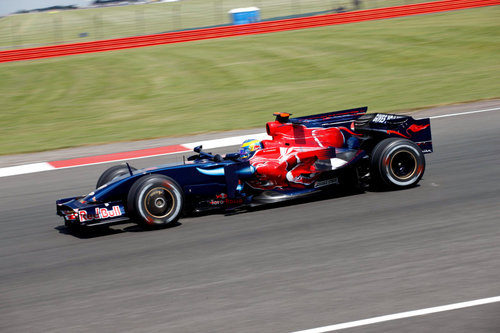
<box><xmin>370</xmin><ymin>138</ymin><xmax>425</xmax><ymax>189</ymax></box>
<box><xmin>127</xmin><ymin>175</ymin><xmax>183</xmax><ymax>228</ymax></box>
<box><xmin>96</xmin><ymin>164</ymin><xmax>136</xmax><ymax>188</ymax></box>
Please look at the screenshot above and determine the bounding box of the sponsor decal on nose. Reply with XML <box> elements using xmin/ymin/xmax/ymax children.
<box><xmin>79</xmin><ymin>206</ymin><xmax>122</xmax><ymax>222</ymax></box>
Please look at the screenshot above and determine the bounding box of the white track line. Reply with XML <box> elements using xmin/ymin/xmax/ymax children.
<box><xmin>429</xmin><ymin>106</ymin><xmax>500</xmax><ymax>119</ymax></box>
<box><xmin>291</xmin><ymin>296</ymin><xmax>500</xmax><ymax>333</ymax></box>
<box><xmin>0</xmin><ymin>106</ymin><xmax>498</xmax><ymax>178</ymax></box>
<box><xmin>0</xmin><ymin>162</ymin><xmax>54</xmax><ymax>178</ymax></box>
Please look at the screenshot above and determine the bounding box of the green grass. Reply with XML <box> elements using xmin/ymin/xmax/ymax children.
<box><xmin>0</xmin><ymin>0</ymin><xmax>439</xmax><ymax>49</ymax></box>
<box><xmin>0</xmin><ymin>6</ymin><xmax>499</xmax><ymax>155</ymax></box>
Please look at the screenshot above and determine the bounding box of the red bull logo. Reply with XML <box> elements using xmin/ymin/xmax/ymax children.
<box><xmin>79</xmin><ymin>206</ymin><xmax>122</xmax><ymax>222</ymax></box>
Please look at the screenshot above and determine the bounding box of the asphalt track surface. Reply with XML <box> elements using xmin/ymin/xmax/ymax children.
<box><xmin>1</xmin><ymin>103</ymin><xmax>499</xmax><ymax>332</ymax></box>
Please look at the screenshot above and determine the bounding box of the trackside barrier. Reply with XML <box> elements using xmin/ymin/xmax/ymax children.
<box><xmin>0</xmin><ymin>0</ymin><xmax>498</xmax><ymax>63</ymax></box>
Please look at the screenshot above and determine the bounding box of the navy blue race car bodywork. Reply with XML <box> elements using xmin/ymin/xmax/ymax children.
<box><xmin>57</xmin><ymin>159</ymin><xmax>256</xmax><ymax>227</ymax></box>
<box><xmin>57</xmin><ymin>107</ymin><xmax>432</xmax><ymax>230</ymax></box>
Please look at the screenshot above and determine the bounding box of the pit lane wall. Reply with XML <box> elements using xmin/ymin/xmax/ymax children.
<box><xmin>1</xmin><ymin>0</ymin><xmax>498</xmax><ymax>63</ymax></box>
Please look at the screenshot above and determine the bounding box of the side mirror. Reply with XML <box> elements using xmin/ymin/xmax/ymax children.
<box><xmin>194</xmin><ymin>145</ymin><xmax>202</xmax><ymax>153</ymax></box>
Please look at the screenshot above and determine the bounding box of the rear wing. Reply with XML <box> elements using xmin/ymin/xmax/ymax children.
<box><xmin>291</xmin><ymin>107</ymin><xmax>367</xmax><ymax>129</ymax></box>
<box><xmin>354</xmin><ymin>113</ymin><xmax>433</xmax><ymax>153</ymax></box>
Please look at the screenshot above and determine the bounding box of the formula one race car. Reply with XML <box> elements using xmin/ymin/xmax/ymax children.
<box><xmin>57</xmin><ymin>107</ymin><xmax>432</xmax><ymax>232</ymax></box>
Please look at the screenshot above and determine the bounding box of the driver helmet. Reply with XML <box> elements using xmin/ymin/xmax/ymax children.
<box><xmin>239</xmin><ymin>139</ymin><xmax>262</xmax><ymax>159</ymax></box>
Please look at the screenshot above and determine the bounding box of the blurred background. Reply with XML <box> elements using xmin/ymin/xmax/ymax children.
<box><xmin>0</xmin><ymin>0</ymin><xmax>439</xmax><ymax>49</ymax></box>
<box><xmin>0</xmin><ymin>0</ymin><xmax>498</xmax><ymax>155</ymax></box>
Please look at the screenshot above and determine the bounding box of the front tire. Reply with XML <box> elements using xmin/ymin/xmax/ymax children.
<box><xmin>370</xmin><ymin>138</ymin><xmax>425</xmax><ymax>189</ymax></box>
<box><xmin>127</xmin><ymin>175</ymin><xmax>183</xmax><ymax>228</ymax></box>
<box><xmin>96</xmin><ymin>164</ymin><xmax>136</xmax><ymax>188</ymax></box>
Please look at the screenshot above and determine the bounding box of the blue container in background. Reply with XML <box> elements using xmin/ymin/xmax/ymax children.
<box><xmin>229</xmin><ymin>7</ymin><xmax>260</xmax><ymax>25</ymax></box>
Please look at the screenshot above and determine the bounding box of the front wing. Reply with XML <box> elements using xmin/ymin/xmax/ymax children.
<box><xmin>57</xmin><ymin>197</ymin><xmax>128</xmax><ymax>227</ymax></box>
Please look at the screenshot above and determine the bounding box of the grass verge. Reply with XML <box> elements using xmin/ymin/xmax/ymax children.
<box><xmin>0</xmin><ymin>6</ymin><xmax>499</xmax><ymax>155</ymax></box>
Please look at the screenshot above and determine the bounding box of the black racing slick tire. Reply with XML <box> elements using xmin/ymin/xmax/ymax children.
<box><xmin>127</xmin><ymin>174</ymin><xmax>183</xmax><ymax>227</ymax></box>
<box><xmin>370</xmin><ymin>138</ymin><xmax>425</xmax><ymax>189</ymax></box>
<box><xmin>96</xmin><ymin>164</ymin><xmax>137</xmax><ymax>188</ymax></box>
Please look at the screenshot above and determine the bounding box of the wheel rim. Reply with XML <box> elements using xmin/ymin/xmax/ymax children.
<box><xmin>389</xmin><ymin>149</ymin><xmax>417</xmax><ymax>181</ymax></box>
<box><xmin>144</xmin><ymin>187</ymin><xmax>174</xmax><ymax>218</ymax></box>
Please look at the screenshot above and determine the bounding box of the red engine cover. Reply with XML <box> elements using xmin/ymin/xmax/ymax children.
<box><xmin>265</xmin><ymin>121</ymin><xmax>344</xmax><ymax>148</ymax></box>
